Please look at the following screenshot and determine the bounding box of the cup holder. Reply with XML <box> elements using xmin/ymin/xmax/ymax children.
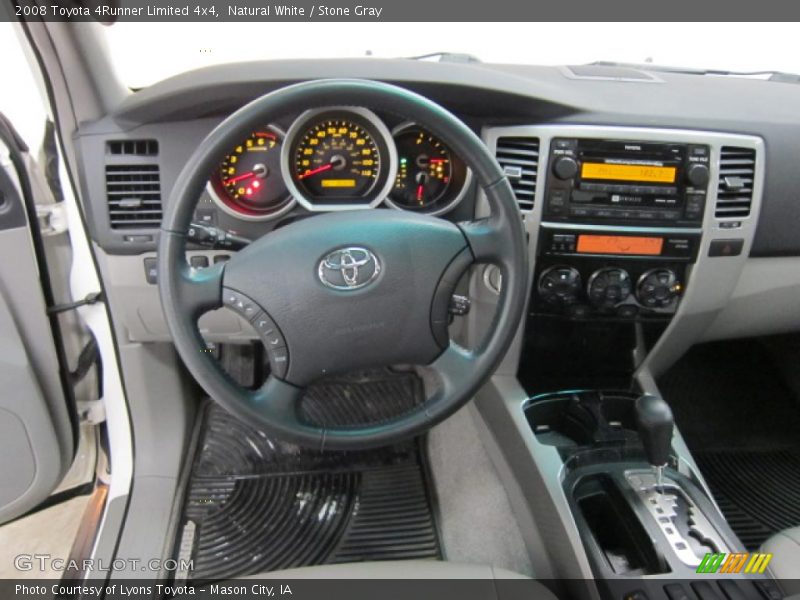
<box><xmin>524</xmin><ymin>390</ymin><xmax>643</xmax><ymax>459</ymax></box>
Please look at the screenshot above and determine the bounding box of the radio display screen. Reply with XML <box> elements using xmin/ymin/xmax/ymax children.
<box><xmin>581</xmin><ymin>162</ymin><xmax>677</xmax><ymax>184</ymax></box>
<box><xmin>577</xmin><ymin>235</ymin><xmax>664</xmax><ymax>256</ymax></box>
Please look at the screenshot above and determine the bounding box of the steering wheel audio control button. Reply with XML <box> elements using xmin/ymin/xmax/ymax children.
<box><xmin>224</xmin><ymin>288</ymin><xmax>290</xmax><ymax>378</ymax></box>
<box><xmin>269</xmin><ymin>347</ymin><xmax>289</xmax><ymax>378</ymax></box>
<box><xmin>223</xmin><ymin>289</ymin><xmax>259</xmax><ymax>317</ymax></box>
<box><xmin>252</xmin><ymin>312</ymin><xmax>286</xmax><ymax>349</ymax></box>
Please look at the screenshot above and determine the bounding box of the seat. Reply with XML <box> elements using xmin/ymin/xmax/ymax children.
<box><xmin>241</xmin><ymin>560</ymin><xmax>531</xmax><ymax>579</ymax></box>
<box><xmin>231</xmin><ymin>560</ymin><xmax>558</xmax><ymax>599</ymax></box>
<box><xmin>762</xmin><ymin>526</ymin><xmax>800</xmax><ymax>595</ymax></box>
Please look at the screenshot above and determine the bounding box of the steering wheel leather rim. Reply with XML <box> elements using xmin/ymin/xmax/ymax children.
<box><xmin>158</xmin><ymin>79</ymin><xmax>528</xmax><ymax>450</ymax></box>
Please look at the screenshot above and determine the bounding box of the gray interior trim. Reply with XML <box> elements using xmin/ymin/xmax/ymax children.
<box><xmin>427</xmin><ymin>405</ymin><xmax>534</xmax><ymax>576</ymax></box>
<box><xmin>93</xmin><ymin>246</ymin><xmax>196</xmax><ymax>575</ymax></box>
<box><xmin>0</xmin><ymin>251</ymin><xmax>70</xmax><ymax>522</ymax></box>
<box><xmin>238</xmin><ymin>560</ymin><xmax>540</xmax><ymax>581</ymax></box>
<box><xmin>701</xmin><ymin>257</ymin><xmax>800</xmax><ymax>341</ymax></box>
<box><xmin>473</xmin><ymin>376</ymin><xmax>601</xmax><ymax>600</ymax></box>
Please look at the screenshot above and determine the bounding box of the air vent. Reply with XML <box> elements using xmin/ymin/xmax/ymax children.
<box><xmin>715</xmin><ymin>147</ymin><xmax>756</xmax><ymax>219</ymax></box>
<box><xmin>495</xmin><ymin>137</ymin><xmax>540</xmax><ymax>213</ymax></box>
<box><xmin>106</xmin><ymin>139</ymin><xmax>159</xmax><ymax>156</ymax></box>
<box><xmin>105</xmin><ymin>164</ymin><xmax>162</xmax><ymax>229</ymax></box>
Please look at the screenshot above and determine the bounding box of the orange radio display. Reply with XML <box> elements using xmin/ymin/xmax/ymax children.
<box><xmin>576</xmin><ymin>235</ymin><xmax>664</xmax><ymax>256</ymax></box>
<box><xmin>581</xmin><ymin>162</ymin><xmax>677</xmax><ymax>183</ymax></box>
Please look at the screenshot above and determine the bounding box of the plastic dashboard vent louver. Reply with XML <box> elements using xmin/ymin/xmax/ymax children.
<box><xmin>715</xmin><ymin>147</ymin><xmax>756</xmax><ymax>219</ymax></box>
<box><xmin>105</xmin><ymin>164</ymin><xmax>163</xmax><ymax>229</ymax></box>
<box><xmin>106</xmin><ymin>139</ymin><xmax>159</xmax><ymax>156</ymax></box>
<box><xmin>494</xmin><ymin>136</ymin><xmax>540</xmax><ymax>213</ymax></box>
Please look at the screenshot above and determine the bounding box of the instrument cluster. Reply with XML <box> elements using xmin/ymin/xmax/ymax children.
<box><xmin>206</xmin><ymin>107</ymin><xmax>472</xmax><ymax>222</ymax></box>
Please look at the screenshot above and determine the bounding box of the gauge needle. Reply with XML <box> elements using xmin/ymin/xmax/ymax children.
<box><xmin>416</xmin><ymin>183</ymin><xmax>425</xmax><ymax>205</ymax></box>
<box><xmin>223</xmin><ymin>171</ymin><xmax>255</xmax><ymax>185</ymax></box>
<box><xmin>298</xmin><ymin>163</ymin><xmax>334</xmax><ymax>180</ymax></box>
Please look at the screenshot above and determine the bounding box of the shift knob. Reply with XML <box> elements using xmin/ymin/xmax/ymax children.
<box><xmin>635</xmin><ymin>394</ymin><xmax>674</xmax><ymax>467</ymax></box>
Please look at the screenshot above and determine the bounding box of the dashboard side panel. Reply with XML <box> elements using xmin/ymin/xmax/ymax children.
<box><xmin>701</xmin><ymin>257</ymin><xmax>800</xmax><ymax>341</ymax></box>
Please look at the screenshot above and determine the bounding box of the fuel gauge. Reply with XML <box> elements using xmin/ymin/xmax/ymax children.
<box><xmin>387</xmin><ymin>124</ymin><xmax>470</xmax><ymax>215</ymax></box>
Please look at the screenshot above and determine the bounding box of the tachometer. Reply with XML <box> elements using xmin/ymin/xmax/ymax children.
<box><xmin>209</xmin><ymin>127</ymin><xmax>294</xmax><ymax>221</ymax></box>
<box><xmin>387</xmin><ymin>124</ymin><xmax>471</xmax><ymax>216</ymax></box>
<box><xmin>283</xmin><ymin>108</ymin><xmax>396</xmax><ymax>210</ymax></box>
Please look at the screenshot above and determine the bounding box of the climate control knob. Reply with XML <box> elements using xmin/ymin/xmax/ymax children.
<box><xmin>538</xmin><ymin>265</ymin><xmax>582</xmax><ymax>305</ymax></box>
<box><xmin>636</xmin><ymin>269</ymin><xmax>681</xmax><ymax>309</ymax></box>
<box><xmin>587</xmin><ymin>268</ymin><xmax>632</xmax><ymax>308</ymax></box>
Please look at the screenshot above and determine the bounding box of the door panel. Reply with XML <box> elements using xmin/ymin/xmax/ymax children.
<box><xmin>0</xmin><ymin>135</ymin><xmax>74</xmax><ymax>524</ymax></box>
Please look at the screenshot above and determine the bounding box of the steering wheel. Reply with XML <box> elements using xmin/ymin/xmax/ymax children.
<box><xmin>158</xmin><ymin>79</ymin><xmax>527</xmax><ymax>450</ymax></box>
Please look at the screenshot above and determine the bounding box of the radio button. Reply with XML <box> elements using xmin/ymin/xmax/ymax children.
<box><xmin>552</xmin><ymin>156</ymin><xmax>579</xmax><ymax>180</ymax></box>
<box><xmin>570</xmin><ymin>207</ymin><xmax>590</xmax><ymax>217</ymax></box>
<box><xmin>549</xmin><ymin>191</ymin><xmax>566</xmax><ymax>207</ymax></box>
<box><xmin>686</xmin><ymin>163</ymin><xmax>711</xmax><ymax>188</ymax></box>
<box><xmin>685</xmin><ymin>194</ymin><xmax>706</xmax><ymax>219</ymax></box>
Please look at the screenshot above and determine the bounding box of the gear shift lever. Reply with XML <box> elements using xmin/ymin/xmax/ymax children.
<box><xmin>635</xmin><ymin>394</ymin><xmax>674</xmax><ymax>492</ymax></box>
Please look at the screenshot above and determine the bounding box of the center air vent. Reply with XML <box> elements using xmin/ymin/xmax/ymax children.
<box><xmin>715</xmin><ymin>147</ymin><xmax>756</xmax><ymax>219</ymax></box>
<box><xmin>495</xmin><ymin>137</ymin><xmax>540</xmax><ymax>213</ymax></box>
<box><xmin>105</xmin><ymin>164</ymin><xmax>162</xmax><ymax>229</ymax></box>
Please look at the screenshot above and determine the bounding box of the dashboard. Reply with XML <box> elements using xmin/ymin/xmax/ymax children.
<box><xmin>70</xmin><ymin>58</ymin><xmax>800</xmax><ymax>353</ymax></box>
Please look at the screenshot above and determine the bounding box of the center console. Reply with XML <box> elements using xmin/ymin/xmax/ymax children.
<box><xmin>470</xmin><ymin>124</ymin><xmax>775</xmax><ymax>600</ymax></box>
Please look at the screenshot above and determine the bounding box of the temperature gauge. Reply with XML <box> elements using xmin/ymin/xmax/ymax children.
<box><xmin>387</xmin><ymin>124</ymin><xmax>470</xmax><ymax>215</ymax></box>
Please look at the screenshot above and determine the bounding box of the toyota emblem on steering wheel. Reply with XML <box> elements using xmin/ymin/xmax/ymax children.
<box><xmin>318</xmin><ymin>247</ymin><xmax>381</xmax><ymax>291</ymax></box>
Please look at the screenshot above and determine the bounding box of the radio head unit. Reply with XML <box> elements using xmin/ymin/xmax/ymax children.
<box><xmin>545</xmin><ymin>138</ymin><xmax>710</xmax><ymax>226</ymax></box>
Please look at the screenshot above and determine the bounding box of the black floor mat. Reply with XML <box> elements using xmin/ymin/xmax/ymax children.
<box><xmin>659</xmin><ymin>339</ymin><xmax>800</xmax><ymax>549</ymax></box>
<box><xmin>175</xmin><ymin>371</ymin><xmax>441</xmax><ymax>582</ymax></box>
<box><xmin>693</xmin><ymin>449</ymin><xmax>800</xmax><ymax>550</ymax></box>
<box><xmin>659</xmin><ymin>340</ymin><xmax>800</xmax><ymax>451</ymax></box>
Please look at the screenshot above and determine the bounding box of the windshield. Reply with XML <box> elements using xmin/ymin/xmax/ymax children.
<box><xmin>104</xmin><ymin>22</ymin><xmax>798</xmax><ymax>89</ymax></box>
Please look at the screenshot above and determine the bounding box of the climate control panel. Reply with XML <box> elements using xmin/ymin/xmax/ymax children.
<box><xmin>534</xmin><ymin>260</ymin><xmax>684</xmax><ymax>320</ymax></box>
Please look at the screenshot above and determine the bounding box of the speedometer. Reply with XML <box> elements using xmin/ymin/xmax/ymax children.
<box><xmin>283</xmin><ymin>108</ymin><xmax>396</xmax><ymax>210</ymax></box>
